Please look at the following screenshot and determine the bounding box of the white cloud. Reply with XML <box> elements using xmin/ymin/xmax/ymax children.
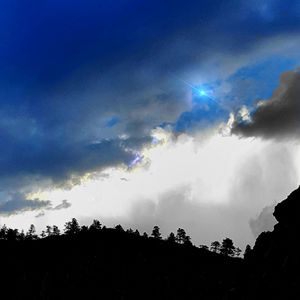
<box><xmin>2</xmin><ymin>128</ymin><xmax>299</xmax><ymax>248</ymax></box>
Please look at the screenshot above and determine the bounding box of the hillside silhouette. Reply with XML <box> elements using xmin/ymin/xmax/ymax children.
<box><xmin>235</xmin><ymin>185</ymin><xmax>300</xmax><ymax>300</ymax></box>
<box><xmin>0</xmin><ymin>186</ymin><xmax>299</xmax><ymax>299</ymax></box>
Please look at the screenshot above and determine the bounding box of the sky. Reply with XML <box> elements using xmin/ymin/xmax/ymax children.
<box><xmin>0</xmin><ymin>0</ymin><xmax>300</xmax><ymax>248</ymax></box>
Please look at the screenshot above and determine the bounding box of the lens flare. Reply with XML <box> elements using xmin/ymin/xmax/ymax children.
<box><xmin>199</xmin><ymin>89</ymin><xmax>207</xmax><ymax>96</ymax></box>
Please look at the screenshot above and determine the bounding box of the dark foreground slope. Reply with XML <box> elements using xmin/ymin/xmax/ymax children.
<box><xmin>235</xmin><ymin>186</ymin><xmax>300</xmax><ymax>300</ymax></box>
<box><xmin>0</xmin><ymin>229</ymin><xmax>242</xmax><ymax>300</ymax></box>
<box><xmin>1</xmin><ymin>186</ymin><xmax>300</xmax><ymax>300</ymax></box>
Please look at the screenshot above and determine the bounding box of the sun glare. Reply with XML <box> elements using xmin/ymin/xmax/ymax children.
<box><xmin>199</xmin><ymin>89</ymin><xmax>207</xmax><ymax>96</ymax></box>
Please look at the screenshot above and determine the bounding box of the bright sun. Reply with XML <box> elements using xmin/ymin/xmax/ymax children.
<box><xmin>199</xmin><ymin>89</ymin><xmax>207</xmax><ymax>96</ymax></box>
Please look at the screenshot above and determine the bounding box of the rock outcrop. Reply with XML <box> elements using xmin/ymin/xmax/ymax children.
<box><xmin>242</xmin><ymin>186</ymin><xmax>300</xmax><ymax>299</ymax></box>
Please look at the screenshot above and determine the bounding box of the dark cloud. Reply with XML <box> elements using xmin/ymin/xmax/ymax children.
<box><xmin>0</xmin><ymin>135</ymin><xmax>151</xmax><ymax>193</ymax></box>
<box><xmin>232</xmin><ymin>70</ymin><xmax>300</xmax><ymax>139</ymax></box>
<box><xmin>52</xmin><ymin>199</ymin><xmax>71</xmax><ymax>211</ymax></box>
<box><xmin>0</xmin><ymin>193</ymin><xmax>51</xmax><ymax>216</ymax></box>
<box><xmin>35</xmin><ymin>199</ymin><xmax>72</xmax><ymax>218</ymax></box>
<box><xmin>35</xmin><ymin>211</ymin><xmax>45</xmax><ymax>218</ymax></box>
<box><xmin>0</xmin><ymin>0</ymin><xmax>300</xmax><ymax>203</ymax></box>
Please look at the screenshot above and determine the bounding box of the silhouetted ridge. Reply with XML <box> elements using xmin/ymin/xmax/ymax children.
<box><xmin>2</xmin><ymin>187</ymin><xmax>300</xmax><ymax>299</ymax></box>
<box><xmin>0</xmin><ymin>220</ymin><xmax>243</xmax><ymax>300</ymax></box>
<box><xmin>236</xmin><ymin>186</ymin><xmax>300</xmax><ymax>300</ymax></box>
<box><xmin>273</xmin><ymin>185</ymin><xmax>300</xmax><ymax>227</ymax></box>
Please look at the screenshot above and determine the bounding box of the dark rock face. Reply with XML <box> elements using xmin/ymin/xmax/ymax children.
<box><xmin>273</xmin><ymin>186</ymin><xmax>300</xmax><ymax>228</ymax></box>
<box><xmin>241</xmin><ymin>186</ymin><xmax>300</xmax><ymax>300</ymax></box>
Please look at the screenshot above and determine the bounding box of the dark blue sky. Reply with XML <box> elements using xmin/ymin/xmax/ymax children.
<box><xmin>2</xmin><ymin>1</ymin><xmax>300</xmax><ymax>91</ymax></box>
<box><xmin>0</xmin><ymin>0</ymin><xmax>300</xmax><ymax>215</ymax></box>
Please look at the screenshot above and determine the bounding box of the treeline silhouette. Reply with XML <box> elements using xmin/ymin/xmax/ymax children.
<box><xmin>0</xmin><ymin>218</ymin><xmax>245</xmax><ymax>258</ymax></box>
<box><xmin>1</xmin><ymin>186</ymin><xmax>299</xmax><ymax>299</ymax></box>
<box><xmin>0</xmin><ymin>218</ymin><xmax>244</xmax><ymax>300</ymax></box>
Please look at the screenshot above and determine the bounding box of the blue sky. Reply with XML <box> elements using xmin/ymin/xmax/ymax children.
<box><xmin>0</xmin><ymin>0</ymin><xmax>300</xmax><ymax>246</ymax></box>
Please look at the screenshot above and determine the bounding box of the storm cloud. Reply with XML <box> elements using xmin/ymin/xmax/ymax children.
<box><xmin>1</xmin><ymin>0</ymin><xmax>300</xmax><ymax>240</ymax></box>
<box><xmin>35</xmin><ymin>199</ymin><xmax>72</xmax><ymax>218</ymax></box>
<box><xmin>52</xmin><ymin>200</ymin><xmax>71</xmax><ymax>211</ymax></box>
<box><xmin>0</xmin><ymin>193</ymin><xmax>51</xmax><ymax>216</ymax></box>
<box><xmin>1</xmin><ymin>0</ymin><xmax>300</xmax><ymax>198</ymax></box>
<box><xmin>0</xmin><ymin>133</ymin><xmax>151</xmax><ymax>191</ymax></box>
<box><xmin>232</xmin><ymin>69</ymin><xmax>300</xmax><ymax>139</ymax></box>
<box><xmin>0</xmin><ymin>194</ymin><xmax>74</xmax><ymax>216</ymax></box>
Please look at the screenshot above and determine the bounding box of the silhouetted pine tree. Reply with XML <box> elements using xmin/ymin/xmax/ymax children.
<box><xmin>243</xmin><ymin>244</ymin><xmax>252</xmax><ymax>259</ymax></box>
<box><xmin>89</xmin><ymin>219</ymin><xmax>102</xmax><ymax>231</ymax></box>
<box><xmin>0</xmin><ymin>225</ymin><xmax>7</xmax><ymax>240</ymax></box>
<box><xmin>176</xmin><ymin>228</ymin><xmax>187</xmax><ymax>244</ymax></box>
<box><xmin>151</xmin><ymin>226</ymin><xmax>162</xmax><ymax>239</ymax></box>
<box><xmin>167</xmin><ymin>232</ymin><xmax>176</xmax><ymax>243</ymax></box>
<box><xmin>210</xmin><ymin>241</ymin><xmax>221</xmax><ymax>253</ymax></box>
<box><xmin>220</xmin><ymin>238</ymin><xmax>235</xmax><ymax>256</ymax></box>
<box><xmin>115</xmin><ymin>224</ymin><xmax>124</xmax><ymax>232</ymax></box>
<box><xmin>26</xmin><ymin>224</ymin><xmax>38</xmax><ymax>240</ymax></box>
<box><xmin>52</xmin><ymin>225</ymin><xmax>60</xmax><ymax>236</ymax></box>
<box><xmin>64</xmin><ymin>218</ymin><xmax>80</xmax><ymax>235</ymax></box>
<box><xmin>46</xmin><ymin>225</ymin><xmax>52</xmax><ymax>236</ymax></box>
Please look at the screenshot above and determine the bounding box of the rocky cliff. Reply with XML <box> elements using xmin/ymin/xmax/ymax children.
<box><xmin>241</xmin><ymin>186</ymin><xmax>300</xmax><ymax>299</ymax></box>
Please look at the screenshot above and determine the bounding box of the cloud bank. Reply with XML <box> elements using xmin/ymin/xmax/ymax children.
<box><xmin>18</xmin><ymin>130</ymin><xmax>297</xmax><ymax>248</ymax></box>
<box><xmin>1</xmin><ymin>0</ymin><xmax>300</xmax><ymax>202</ymax></box>
<box><xmin>0</xmin><ymin>1</ymin><xmax>300</xmax><ymax>247</ymax></box>
<box><xmin>0</xmin><ymin>193</ymin><xmax>50</xmax><ymax>216</ymax></box>
<box><xmin>232</xmin><ymin>69</ymin><xmax>300</xmax><ymax>139</ymax></box>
